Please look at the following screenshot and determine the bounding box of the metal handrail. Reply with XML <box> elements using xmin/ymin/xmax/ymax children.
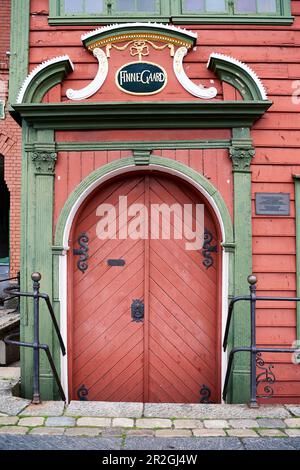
<box><xmin>223</xmin><ymin>275</ymin><xmax>300</xmax><ymax>407</ymax></box>
<box><xmin>0</xmin><ymin>272</ymin><xmax>20</xmax><ymax>308</ymax></box>
<box><xmin>3</xmin><ymin>273</ymin><xmax>66</xmax><ymax>403</ymax></box>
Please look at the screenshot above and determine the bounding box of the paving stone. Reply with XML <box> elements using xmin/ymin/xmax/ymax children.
<box><xmin>174</xmin><ymin>419</ymin><xmax>203</xmax><ymax>429</ymax></box>
<box><xmin>112</xmin><ymin>418</ymin><xmax>134</xmax><ymax>428</ymax></box>
<box><xmin>136</xmin><ymin>418</ymin><xmax>172</xmax><ymax>429</ymax></box>
<box><xmin>257</xmin><ymin>418</ymin><xmax>286</xmax><ymax>428</ymax></box>
<box><xmin>0</xmin><ymin>416</ymin><xmax>19</xmax><ymax>425</ymax></box>
<box><xmin>155</xmin><ymin>429</ymin><xmax>192</xmax><ymax>437</ymax></box>
<box><xmin>30</xmin><ymin>427</ymin><xmax>66</xmax><ymax>435</ymax></box>
<box><xmin>204</xmin><ymin>420</ymin><xmax>229</xmax><ymax>429</ymax></box>
<box><xmin>21</xmin><ymin>401</ymin><xmax>65</xmax><ymax>417</ymax></box>
<box><xmin>65</xmin><ymin>427</ymin><xmax>101</xmax><ymax>437</ymax></box>
<box><xmin>45</xmin><ymin>417</ymin><xmax>75</xmax><ymax>427</ymax></box>
<box><xmin>0</xmin><ymin>397</ymin><xmax>30</xmax><ymax>416</ymax></box>
<box><xmin>228</xmin><ymin>419</ymin><xmax>258</xmax><ymax>429</ymax></box>
<box><xmin>101</xmin><ymin>427</ymin><xmax>124</xmax><ymax>437</ymax></box>
<box><xmin>77</xmin><ymin>417</ymin><xmax>111</xmax><ymax>427</ymax></box>
<box><xmin>285</xmin><ymin>429</ymin><xmax>300</xmax><ymax>437</ymax></box>
<box><xmin>124</xmin><ymin>436</ymin><xmax>243</xmax><ymax>450</ymax></box>
<box><xmin>285</xmin><ymin>418</ymin><xmax>300</xmax><ymax>428</ymax></box>
<box><xmin>18</xmin><ymin>417</ymin><xmax>44</xmax><ymax>427</ymax></box>
<box><xmin>258</xmin><ymin>429</ymin><xmax>287</xmax><ymax>437</ymax></box>
<box><xmin>192</xmin><ymin>429</ymin><xmax>226</xmax><ymax>437</ymax></box>
<box><xmin>127</xmin><ymin>429</ymin><xmax>155</xmax><ymax>437</ymax></box>
<box><xmin>0</xmin><ymin>436</ymin><xmax>122</xmax><ymax>451</ymax></box>
<box><xmin>286</xmin><ymin>406</ymin><xmax>300</xmax><ymax>417</ymax></box>
<box><xmin>227</xmin><ymin>429</ymin><xmax>258</xmax><ymax>437</ymax></box>
<box><xmin>0</xmin><ymin>426</ymin><xmax>29</xmax><ymax>434</ymax></box>
<box><xmin>243</xmin><ymin>438</ymin><xmax>298</xmax><ymax>451</ymax></box>
<box><xmin>66</xmin><ymin>401</ymin><xmax>142</xmax><ymax>418</ymax></box>
<box><xmin>143</xmin><ymin>403</ymin><xmax>290</xmax><ymax>419</ymax></box>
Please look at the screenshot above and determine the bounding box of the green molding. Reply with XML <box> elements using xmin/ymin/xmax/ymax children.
<box><xmin>229</xmin><ymin>127</ymin><xmax>254</xmax><ymax>403</ymax></box>
<box><xmin>208</xmin><ymin>55</ymin><xmax>267</xmax><ymax>101</ymax></box>
<box><xmin>54</xmin><ymin>155</ymin><xmax>234</xmax><ymax>248</ymax></box>
<box><xmin>171</xmin><ymin>15</ymin><xmax>293</xmax><ymax>25</ymax></box>
<box><xmin>81</xmin><ymin>23</ymin><xmax>196</xmax><ymax>50</ymax></box>
<box><xmin>293</xmin><ymin>175</ymin><xmax>300</xmax><ymax>342</ymax></box>
<box><xmin>54</xmin><ymin>140</ymin><xmax>231</xmax><ymax>152</ymax></box>
<box><xmin>17</xmin><ymin>58</ymin><xmax>73</xmax><ymax>104</ymax></box>
<box><xmin>9</xmin><ymin>0</ymin><xmax>30</xmax><ymax>104</ymax></box>
<box><xmin>11</xmin><ymin>101</ymin><xmax>272</xmax><ymax>130</ymax></box>
<box><xmin>133</xmin><ymin>150</ymin><xmax>151</xmax><ymax>165</ymax></box>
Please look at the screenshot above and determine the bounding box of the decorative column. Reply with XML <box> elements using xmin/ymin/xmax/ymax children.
<box><xmin>229</xmin><ymin>127</ymin><xmax>255</xmax><ymax>403</ymax></box>
<box><xmin>21</xmin><ymin>133</ymin><xmax>58</xmax><ymax>400</ymax></box>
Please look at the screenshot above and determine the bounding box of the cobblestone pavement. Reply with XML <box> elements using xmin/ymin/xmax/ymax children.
<box><xmin>0</xmin><ymin>400</ymin><xmax>299</xmax><ymax>450</ymax></box>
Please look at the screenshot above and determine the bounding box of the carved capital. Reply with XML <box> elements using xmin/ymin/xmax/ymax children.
<box><xmin>229</xmin><ymin>146</ymin><xmax>255</xmax><ymax>171</ymax></box>
<box><xmin>32</xmin><ymin>151</ymin><xmax>57</xmax><ymax>174</ymax></box>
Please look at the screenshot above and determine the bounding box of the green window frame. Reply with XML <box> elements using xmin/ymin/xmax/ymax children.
<box><xmin>48</xmin><ymin>0</ymin><xmax>293</xmax><ymax>25</ymax></box>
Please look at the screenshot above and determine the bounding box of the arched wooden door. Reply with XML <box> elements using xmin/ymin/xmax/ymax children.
<box><xmin>69</xmin><ymin>172</ymin><xmax>221</xmax><ymax>403</ymax></box>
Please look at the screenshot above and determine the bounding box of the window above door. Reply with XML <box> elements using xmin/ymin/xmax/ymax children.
<box><xmin>48</xmin><ymin>0</ymin><xmax>293</xmax><ymax>25</ymax></box>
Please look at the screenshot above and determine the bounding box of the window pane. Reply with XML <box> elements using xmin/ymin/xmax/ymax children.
<box><xmin>185</xmin><ymin>0</ymin><xmax>205</xmax><ymax>11</ymax></box>
<box><xmin>235</xmin><ymin>0</ymin><xmax>256</xmax><ymax>12</ymax></box>
<box><xmin>117</xmin><ymin>0</ymin><xmax>135</xmax><ymax>11</ymax></box>
<box><xmin>206</xmin><ymin>0</ymin><xmax>226</xmax><ymax>11</ymax></box>
<box><xmin>64</xmin><ymin>0</ymin><xmax>84</xmax><ymax>14</ymax></box>
<box><xmin>85</xmin><ymin>0</ymin><xmax>104</xmax><ymax>13</ymax></box>
<box><xmin>257</xmin><ymin>0</ymin><xmax>277</xmax><ymax>13</ymax></box>
<box><xmin>137</xmin><ymin>0</ymin><xmax>156</xmax><ymax>12</ymax></box>
<box><xmin>184</xmin><ymin>0</ymin><xmax>226</xmax><ymax>12</ymax></box>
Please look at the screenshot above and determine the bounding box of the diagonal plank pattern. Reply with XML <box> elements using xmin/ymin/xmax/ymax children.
<box><xmin>71</xmin><ymin>172</ymin><xmax>220</xmax><ymax>403</ymax></box>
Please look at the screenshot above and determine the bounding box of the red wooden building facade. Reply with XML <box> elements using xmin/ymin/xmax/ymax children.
<box><xmin>10</xmin><ymin>0</ymin><xmax>300</xmax><ymax>404</ymax></box>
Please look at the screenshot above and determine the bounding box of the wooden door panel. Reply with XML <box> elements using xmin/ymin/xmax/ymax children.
<box><xmin>71</xmin><ymin>172</ymin><xmax>220</xmax><ymax>402</ymax></box>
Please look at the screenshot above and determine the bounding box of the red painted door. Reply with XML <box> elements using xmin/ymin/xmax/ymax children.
<box><xmin>70</xmin><ymin>172</ymin><xmax>220</xmax><ymax>402</ymax></box>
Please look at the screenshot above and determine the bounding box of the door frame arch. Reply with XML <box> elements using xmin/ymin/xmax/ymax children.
<box><xmin>54</xmin><ymin>155</ymin><xmax>234</xmax><ymax>401</ymax></box>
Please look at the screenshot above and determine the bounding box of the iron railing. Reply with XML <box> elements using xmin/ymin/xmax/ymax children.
<box><xmin>3</xmin><ymin>272</ymin><xmax>66</xmax><ymax>403</ymax></box>
<box><xmin>223</xmin><ymin>275</ymin><xmax>300</xmax><ymax>407</ymax></box>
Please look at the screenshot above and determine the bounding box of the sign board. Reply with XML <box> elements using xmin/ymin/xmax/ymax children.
<box><xmin>116</xmin><ymin>61</ymin><xmax>167</xmax><ymax>96</ymax></box>
<box><xmin>255</xmin><ymin>193</ymin><xmax>290</xmax><ymax>216</ymax></box>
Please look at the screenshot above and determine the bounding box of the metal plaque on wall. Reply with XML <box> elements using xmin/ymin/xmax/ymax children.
<box><xmin>255</xmin><ymin>193</ymin><xmax>290</xmax><ymax>216</ymax></box>
<box><xmin>116</xmin><ymin>61</ymin><xmax>167</xmax><ymax>95</ymax></box>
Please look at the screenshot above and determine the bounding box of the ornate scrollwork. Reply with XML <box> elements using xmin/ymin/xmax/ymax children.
<box><xmin>32</xmin><ymin>151</ymin><xmax>57</xmax><ymax>174</ymax></box>
<box><xmin>202</xmin><ymin>229</ymin><xmax>217</xmax><ymax>269</ymax></box>
<box><xmin>256</xmin><ymin>352</ymin><xmax>276</xmax><ymax>399</ymax></box>
<box><xmin>73</xmin><ymin>233</ymin><xmax>89</xmax><ymax>273</ymax></box>
<box><xmin>77</xmin><ymin>384</ymin><xmax>89</xmax><ymax>401</ymax></box>
<box><xmin>200</xmin><ymin>384</ymin><xmax>213</xmax><ymax>403</ymax></box>
<box><xmin>229</xmin><ymin>146</ymin><xmax>255</xmax><ymax>171</ymax></box>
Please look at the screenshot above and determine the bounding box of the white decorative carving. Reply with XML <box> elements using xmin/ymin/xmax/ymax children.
<box><xmin>81</xmin><ymin>22</ymin><xmax>197</xmax><ymax>42</ymax></box>
<box><xmin>173</xmin><ymin>47</ymin><xmax>217</xmax><ymax>100</ymax></box>
<box><xmin>17</xmin><ymin>55</ymin><xmax>74</xmax><ymax>104</ymax></box>
<box><xmin>207</xmin><ymin>53</ymin><xmax>268</xmax><ymax>100</ymax></box>
<box><xmin>66</xmin><ymin>48</ymin><xmax>109</xmax><ymax>101</ymax></box>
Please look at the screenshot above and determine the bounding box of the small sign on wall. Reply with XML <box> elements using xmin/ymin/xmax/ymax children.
<box><xmin>116</xmin><ymin>61</ymin><xmax>167</xmax><ymax>96</ymax></box>
<box><xmin>255</xmin><ymin>193</ymin><xmax>290</xmax><ymax>216</ymax></box>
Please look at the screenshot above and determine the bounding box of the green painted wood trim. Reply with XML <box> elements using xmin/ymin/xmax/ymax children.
<box><xmin>11</xmin><ymin>101</ymin><xmax>272</xmax><ymax>130</ymax></box>
<box><xmin>229</xmin><ymin>128</ymin><xmax>254</xmax><ymax>403</ymax></box>
<box><xmin>208</xmin><ymin>56</ymin><xmax>266</xmax><ymax>101</ymax></box>
<box><xmin>17</xmin><ymin>59</ymin><xmax>74</xmax><ymax>104</ymax></box>
<box><xmin>293</xmin><ymin>175</ymin><xmax>300</xmax><ymax>342</ymax></box>
<box><xmin>20</xmin><ymin>128</ymin><xmax>59</xmax><ymax>400</ymax></box>
<box><xmin>9</xmin><ymin>0</ymin><xmax>30</xmax><ymax>104</ymax></box>
<box><xmin>81</xmin><ymin>23</ymin><xmax>196</xmax><ymax>50</ymax></box>
<box><xmin>54</xmin><ymin>155</ymin><xmax>234</xmax><ymax>247</ymax></box>
<box><xmin>52</xmin><ymin>140</ymin><xmax>231</xmax><ymax>152</ymax></box>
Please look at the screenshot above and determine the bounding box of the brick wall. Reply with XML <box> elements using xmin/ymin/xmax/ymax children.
<box><xmin>0</xmin><ymin>0</ymin><xmax>21</xmax><ymax>276</ymax></box>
